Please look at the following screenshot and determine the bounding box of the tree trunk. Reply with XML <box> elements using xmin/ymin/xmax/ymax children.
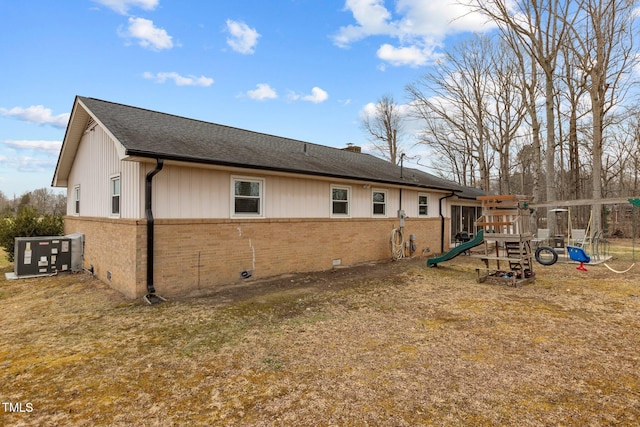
<box><xmin>544</xmin><ymin>68</ymin><xmax>557</xmax><ymax>236</ymax></box>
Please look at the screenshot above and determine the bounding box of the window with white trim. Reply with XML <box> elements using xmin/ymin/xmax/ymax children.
<box><xmin>232</xmin><ymin>177</ymin><xmax>264</xmax><ymax>217</ymax></box>
<box><xmin>372</xmin><ymin>190</ymin><xmax>387</xmax><ymax>216</ymax></box>
<box><xmin>418</xmin><ymin>194</ymin><xmax>429</xmax><ymax>216</ymax></box>
<box><xmin>110</xmin><ymin>175</ymin><xmax>121</xmax><ymax>216</ymax></box>
<box><xmin>73</xmin><ymin>185</ymin><xmax>80</xmax><ymax>215</ymax></box>
<box><xmin>331</xmin><ymin>185</ymin><xmax>350</xmax><ymax>216</ymax></box>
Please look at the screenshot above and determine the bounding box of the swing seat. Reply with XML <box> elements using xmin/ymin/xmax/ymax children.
<box><xmin>567</xmin><ymin>245</ymin><xmax>590</xmax><ymax>271</ymax></box>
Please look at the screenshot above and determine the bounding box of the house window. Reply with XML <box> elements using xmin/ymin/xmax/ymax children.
<box><xmin>74</xmin><ymin>185</ymin><xmax>80</xmax><ymax>215</ymax></box>
<box><xmin>419</xmin><ymin>194</ymin><xmax>429</xmax><ymax>216</ymax></box>
<box><xmin>372</xmin><ymin>190</ymin><xmax>387</xmax><ymax>216</ymax></box>
<box><xmin>110</xmin><ymin>175</ymin><xmax>121</xmax><ymax>216</ymax></box>
<box><xmin>331</xmin><ymin>185</ymin><xmax>350</xmax><ymax>216</ymax></box>
<box><xmin>232</xmin><ymin>177</ymin><xmax>264</xmax><ymax>217</ymax></box>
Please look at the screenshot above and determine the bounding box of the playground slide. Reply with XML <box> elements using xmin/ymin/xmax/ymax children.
<box><xmin>427</xmin><ymin>229</ymin><xmax>484</xmax><ymax>267</ymax></box>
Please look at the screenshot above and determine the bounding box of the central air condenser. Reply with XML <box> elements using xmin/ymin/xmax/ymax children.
<box><xmin>65</xmin><ymin>232</ymin><xmax>84</xmax><ymax>272</ymax></box>
<box><xmin>14</xmin><ymin>236</ymin><xmax>73</xmax><ymax>277</ymax></box>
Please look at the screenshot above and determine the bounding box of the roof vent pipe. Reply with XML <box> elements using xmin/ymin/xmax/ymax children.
<box><xmin>144</xmin><ymin>158</ymin><xmax>166</xmax><ymax>304</ymax></box>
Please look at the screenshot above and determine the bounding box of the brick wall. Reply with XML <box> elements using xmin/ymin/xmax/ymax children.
<box><xmin>152</xmin><ymin>217</ymin><xmax>442</xmax><ymax>297</ymax></box>
<box><xmin>65</xmin><ymin>216</ymin><xmax>444</xmax><ymax>298</ymax></box>
<box><xmin>64</xmin><ymin>216</ymin><xmax>146</xmax><ymax>298</ymax></box>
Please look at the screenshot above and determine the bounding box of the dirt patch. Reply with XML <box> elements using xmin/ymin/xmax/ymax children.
<box><xmin>1</xmin><ymin>242</ymin><xmax>640</xmax><ymax>426</ymax></box>
<box><xmin>176</xmin><ymin>258</ymin><xmax>421</xmax><ymax>305</ymax></box>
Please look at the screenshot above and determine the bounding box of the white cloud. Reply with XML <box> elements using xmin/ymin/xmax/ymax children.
<box><xmin>360</xmin><ymin>101</ymin><xmax>377</xmax><ymax>119</ymax></box>
<box><xmin>289</xmin><ymin>87</ymin><xmax>329</xmax><ymax>104</ymax></box>
<box><xmin>226</xmin><ymin>19</ymin><xmax>260</xmax><ymax>54</ymax></box>
<box><xmin>4</xmin><ymin>140</ymin><xmax>62</xmax><ymax>153</ymax></box>
<box><xmin>246</xmin><ymin>84</ymin><xmax>278</xmax><ymax>101</ymax></box>
<box><xmin>143</xmin><ymin>71</ymin><xmax>214</xmax><ymax>86</ymax></box>
<box><xmin>333</xmin><ymin>0</ymin><xmax>394</xmax><ymax>47</ymax></box>
<box><xmin>121</xmin><ymin>17</ymin><xmax>173</xmax><ymax>50</ymax></box>
<box><xmin>303</xmin><ymin>87</ymin><xmax>329</xmax><ymax>103</ymax></box>
<box><xmin>0</xmin><ymin>105</ymin><xmax>69</xmax><ymax>128</ymax></box>
<box><xmin>0</xmin><ymin>140</ymin><xmax>62</xmax><ymax>174</ymax></box>
<box><xmin>92</xmin><ymin>0</ymin><xmax>158</xmax><ymax>15</ymax></box>
<box><xmin>394</xmin><ymin>0</ymin><xmax>492</xmax><ymax>35</ymax></box>
<box><xmin>359</xmin><ymin>100</ymin><xmax>413</xmax><ymax>121</ymax></box>
<box><xmin>333</xmin><ymin>0</ymin><xmax>494</xmax><ymax>67</ymax></box>
<box><xmin>377</xmin><ymin>43</ymin><xmax>444</xmax><ymax>67</ymax></box>
<box><xmin>0</xmin><ymin>155</ymin><xmax>56</xmax><ymax>173</ymax></box>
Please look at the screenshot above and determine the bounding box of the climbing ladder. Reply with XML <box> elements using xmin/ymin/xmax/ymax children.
<box><xmin>504</xmin><ymin>240</ymin><xmax>533</xmax><ymax>272</ymax></box>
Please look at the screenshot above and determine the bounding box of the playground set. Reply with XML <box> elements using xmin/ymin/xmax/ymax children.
<box><xmin>428</xmin><ymin>195</ymin><xmax>537</xmax><ymax>286</ymax></box>
<box><xmin>427</xmin><ymin>195</ymin><xmax>640</xmax><ymax>286</ymax></box>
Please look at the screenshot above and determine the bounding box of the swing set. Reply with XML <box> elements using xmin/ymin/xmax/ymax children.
<box><xmin>533</xmin><ymin>198</ymin><xmax>638</xmax><ymax>273</ymax></box>
<box><xmin>603</xmin><ymin>198</ymin><xmax>640</xmax><ymax>274</ymax></box>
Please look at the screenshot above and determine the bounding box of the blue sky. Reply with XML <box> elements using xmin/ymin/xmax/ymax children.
<box><xmin>0</xmin><ymin>0</ymin><xmax>490</xmax><ymax>198</ymax></box>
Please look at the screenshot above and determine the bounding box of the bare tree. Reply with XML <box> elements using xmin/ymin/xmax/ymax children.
<box><xmin>485</xmin><ymin>39</ymin><xmax>528</xmax><ymax>194</ymax></box>
<box><xmin>465</xmin><ymin>0</ymin><xmax>574</xmax><ymax>235</ymax></box>
<box><xmin>408</xmin><ymin>33</ymin><xmax>527</xmax><ymax>193</ymax></box>
<box><xmin>626</xmin><ymin>112</ymin><xmax>640</xmax><ymax>196</ymax></box>
<box><xmin>8</xmin><ymin>188</ymin><xmax>67</xmax><ymax>216</ymax></box>
<box><xmin>568</xmin><ymin>0</ymin><xmax>638</xmax><ymax>234</ymax></box>
<box><xmin>361</xmin><ymin>95</ymin><xmax>405</xmax><ymax>165</ymax></box>
<box><xmin>30</xmin><ymin>188</ymin><xmax>55</xmax><ymax>214</ymax></box>
<box><xmin>0</xmin><ymin>190</ymin><xmax>9</xmax><ymax>214</ymax></box>
<box><xmin>557</xmin><ymin>40</ymin><xmax>591</xmax><ymax>203</ymax></box>
<box><xmin>414</xmin><ymin>113</ymin><xmax>480</xmax><ymax>186</ymax></box>
<box><xmin>51</xmin><ymin>192</ymin><xmax>67</xmax><ymax>216</ymax></box>
<box><xmin>506</xmin><ymin>31</ymin><xmax>545</xmax><ymax>229</ymax></box>
<box><xmin>407</xmin><ymin>34</ymin><xmax>496</xmax><ymax>191</ymax></box>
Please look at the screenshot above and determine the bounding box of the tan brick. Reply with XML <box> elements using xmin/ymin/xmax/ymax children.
<box><xmin>65</xmin><ymin>216</ymin><xmax>443</xmax><ymax>299</ymax></box>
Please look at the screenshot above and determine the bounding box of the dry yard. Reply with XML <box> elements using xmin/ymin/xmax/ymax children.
<box><xmin>1</xmin><ymin>241</ymin><xmax>640</xmax><ymax>426</ymax></box>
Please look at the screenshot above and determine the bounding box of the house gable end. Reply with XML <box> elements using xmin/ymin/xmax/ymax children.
<box><xmin>52</xmin><ymin>97</ymin><xmax>129</xmax><ymax>188</ymax></box>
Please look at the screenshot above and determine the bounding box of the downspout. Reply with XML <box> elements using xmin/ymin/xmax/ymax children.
<box><xmin>145</xmin><ymin>158</ymin><xmax>164</xmax><ymax>301</ymax></box>
<box><xmin>439</xmin><ymin>192</ymin><xmax>456</xmax><ymax>253</ymax></box>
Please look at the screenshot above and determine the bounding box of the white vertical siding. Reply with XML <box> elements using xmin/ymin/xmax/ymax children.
<box><xmin>266</xmin><ymin>176</ymin><xmax>327</xmax><ymax>217</ymax></box>
<box><xmin>394</xmin><ymin>189</ymin><xmax>439</xmax><ymax>219</ymax></box>
<box><xmin>68</xmin><ymin>129</ymin><xmax>460</xmax><ymax>221</ymax></box>
<box><xmin>145</xmin><ymin>163</ymin><xmax>451</xmax><ymax>220</ymax></box>
<box><xmin>151</xmin><ymin>164</ymin><xmax>229</xmax><ymax>219</ymax></box>
<box><xmin>120</xmin><ymin>160</ymin><xmax>141</xmax><ymax>219</ymax></box>
<box><xmin>67</xmin><ymin>125</ymin><xmax>140</xmax><ymax>218</ymax></box>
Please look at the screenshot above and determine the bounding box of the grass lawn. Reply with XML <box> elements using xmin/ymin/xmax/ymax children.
<box><xmin>1</xmin><ymin>241</ymin><xmax>640</xmax><ymax>426</ymax></box>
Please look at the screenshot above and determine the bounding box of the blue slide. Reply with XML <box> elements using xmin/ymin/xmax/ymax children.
<box><xmin>427</xmin><ymin>229</ymin><xmax>484</xmax><ymax>267</ymax></box>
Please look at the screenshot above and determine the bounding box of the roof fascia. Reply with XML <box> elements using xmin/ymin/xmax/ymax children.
<box><xmin>51</xmin><ymin>97</ymin><xmax>87</xmax><ymax>187</ymax></box>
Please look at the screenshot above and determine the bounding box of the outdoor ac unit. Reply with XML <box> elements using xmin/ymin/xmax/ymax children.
<box><xmin>14</xmin><ymin>236</ymin><xmax>73</xmax><ymax>277</ymax></box>
<box><xmin>65</xmin><ymin>232</ymin><xmax>84</xmax><ymax>272</ymax></box>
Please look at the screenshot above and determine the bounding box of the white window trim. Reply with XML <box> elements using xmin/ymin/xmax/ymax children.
<box><xmin>73</xmin><ymin>185</ymin><xmax>80</xmax><ymax>216</ymax></box>
<box><xmin>110</xmin><ymin>174</ymin><xmax>121</xmax><ymax>218</ymax></box>
<box><xmin>231</xmin><ymin>176</ymin><xmax>265</xmax><ymax>218</ymax></box>
<box><xmin>330</xmin><ymin>184</ymin><xmax>351</xmax><ymax>218</ymax></box>
<box><xmin>372</xmin><ymin>189</ymin><xmax>388</xmax><ymax>217</ymax></box>
<box><xmin>418</xmin><ymin>193</ymin><xmax>429</xmax><ymax>217</ymax></box>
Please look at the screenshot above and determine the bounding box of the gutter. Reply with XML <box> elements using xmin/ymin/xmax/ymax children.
<box><xmin>439</xmin><ymin>192</ymin><xmax>456</xmax><ymax>253</ymax></box>
<box><xmin>144</xmin><ymin>158</ymin><xmax>166</xmax><ymax>304</ymax></box>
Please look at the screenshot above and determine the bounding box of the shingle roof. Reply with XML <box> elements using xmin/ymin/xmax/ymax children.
<box><xmin>74</xmin><ymin>96</ymin><xmax>484</xmax><ymax>198</ymax></box>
